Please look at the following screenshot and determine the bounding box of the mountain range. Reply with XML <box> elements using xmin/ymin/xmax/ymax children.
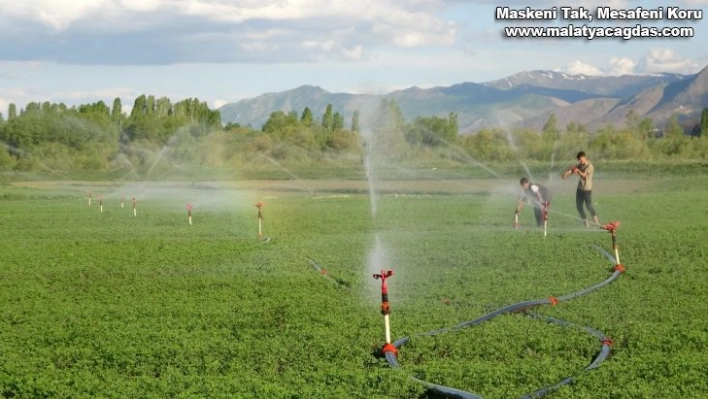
<box><xmin>218</xmin><ymin>64</ymin><xmax>708</xmax><ymax>134</ymax></box>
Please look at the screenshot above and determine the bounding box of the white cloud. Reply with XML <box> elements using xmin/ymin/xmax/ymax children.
<box><xmin>639</xmin><ymin>48</ymin><xmax>700</xmax><ymax>74</ymax></box>
<box><xmin>0</xmin><ymin>0</ymin><xmax>457</xmax><ymax>65</ymax></box>
<box><xmin>555</xmin><ymin>49</ymin><xmax>702</xmax><ymax>77</ymax></box>
<box><xmin>608</xmin><ymin>57</ymin><xmax>637</xmax><ymax>75</ymax></box>
<box><xmin>556</xmin><ymin>60</ymin><xmax>603</xmax><ymax>75</ymax></box>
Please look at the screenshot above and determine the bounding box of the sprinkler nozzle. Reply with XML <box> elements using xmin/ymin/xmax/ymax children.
<box><xmin>602</xmin><ymin>221</ymin><xmax>620</xmax><ymax>232</ymax></box>
<box><xmin>254</xmin><ymin>202</ymin><xmax>264</xmax><ymax>209</ymax></box>
<box><xmin>373</xmin><ymin>270</ymin><xmax>393</xmax><ymax>280</ymax></box>
<box><xmin>373</xmin><ymin>269</ymin><xmax>393</xmax><ymax>314</ymax></box>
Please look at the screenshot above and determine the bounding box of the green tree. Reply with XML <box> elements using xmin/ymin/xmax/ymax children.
<box><xmin>321</xmin><ymin>104</ymin><xmax>333</xmax><ymax>130</ymax></box>
<box><xmin>146</xmin><ymin>95</ymin><xmax>156</xmax><ymax>115</ymax></box>
<box><xmin>700</xmin><ymin>108</ymin><xmax>708</xmax><ymax>137</ymax></box>
<box><xmin>638</xmin><ymin>117</ymin><xmax>655</xmax><ymax>140</ymax></box>
<box><xmin>542</xmin><ymin>113</ymin><xmax>560</xmax><ymax>142</ymax></box>
<box><xmin>448</xmin><ymin>112</ymin><xmax>458</xmax><ymax>138</ymax></box>
<box><xmin>664</xmin><ymin>114</ymin><xmax>683</xmax><ymax>139</ymax></box>
<box><xmin>111</xmin><ymin>98</ymin><xmax>123</xmax><ymax>120</ymax></box>
<box><xmin>405</xmin><ymin>115</ymin><xmax>457</xmax><ymax>146</ymax></box>
<box><xmin>7</xmin><ymin>103</ymin><xmax>17</xmax><ymax>120</ymax></box>
<box><xmin>130</xmin><ymin>95</ymin><xmax>147</xmax><ymax>118</ymax></box>
<box><xmin>262</xmin><ymin>111</ymin><xmax>299</xmax><ymax>135</ymax></box>
<box><xmin>332</xmin><ymin>112</ymin><xmax>344</xmax><ymax>131</ymax></box>
<box><xmin>300</xmin><ymin>107</ymin><xmax>314</xmax><ymax>126</ymax></box>
<box><xmin>351</xmin><ymin>110</ymin><xmax>360</xmax><ymax>132</ymax></box>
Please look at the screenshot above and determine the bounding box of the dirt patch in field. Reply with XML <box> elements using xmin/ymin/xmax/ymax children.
<box><xmin>9</xmin><ymin>178</ymin><xmax>658</xmax><ymax>196</ymax></box>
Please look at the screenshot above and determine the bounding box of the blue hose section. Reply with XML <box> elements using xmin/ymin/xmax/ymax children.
<box><xmin>383</xmin><ymin>245</ymin><xmax>623</xmax><ymax>398</ymax></box>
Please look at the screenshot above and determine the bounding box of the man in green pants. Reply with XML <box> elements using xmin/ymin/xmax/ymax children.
<box><xmin>562</xmin><ymin>151</ymin><xmax>599</xmax><ymax>227</ymax></box>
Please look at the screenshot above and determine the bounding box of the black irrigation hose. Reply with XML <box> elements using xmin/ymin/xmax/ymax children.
<box><xmin>307</xmin><ymin>258</ymin><xmax>350</xmax><ymax>289</ymax></box>
<box><xmin>383</xmin><ymin>245</ymin><xmax>623</xmax><ymax>399</ymax></box>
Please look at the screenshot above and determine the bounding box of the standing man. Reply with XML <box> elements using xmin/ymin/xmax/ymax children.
<box><xmin>515</xmin><ymin>178</ymin><xmax>551</xmax><ymax>229</ymax></box>
<box><xmin>562</xmin><ymin>151</ymin><xmax>599</xmax><ymax>227</ymax></box>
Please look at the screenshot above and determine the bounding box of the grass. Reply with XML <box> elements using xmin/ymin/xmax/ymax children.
<box><xmin>0</xmin><ymin>170</ymin><xmax>706</xmax><ymax>398</ymax></box>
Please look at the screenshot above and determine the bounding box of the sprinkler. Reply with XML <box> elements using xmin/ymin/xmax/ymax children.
<box><xmin>99</xmin><ymin>196</ymin><xmax>103</xmax><ymax>213</ymax></box>
<box><xmin>132</xmin><ymin>197</ymin><xmax>137</xmax><ymax>217</ymax></box>
<box><xmin>88</xmin><ymin>190</ymin><xmax>92</xmax><ymax>206</ymax></box>
<box><xmin>373</xmin><ymin>269</ymin><xmax>397</xmax><ymax>357</ymax></box>
<box><xmin>121</xmin><ymin>197</ymin><xmax>125</xmax><ymax>209</ymax></box>
<box><xmin>187</xmin><ymin>202</ymin><xmax>193</xmax><ymax>225</ymax></box>
<box><xmin>602</xmin><ymin>221</ymin><xmax>621</xmax><ymax>265</ymax></box>
<box><xmin>514</xmin><ymin>212</ymin><xmax>520</xmax><ymax>230</ymax></box>
<box><xmin>255</xmin><ymin>202</ymin><xmax>264</xmax><ymax>239</ymax></box>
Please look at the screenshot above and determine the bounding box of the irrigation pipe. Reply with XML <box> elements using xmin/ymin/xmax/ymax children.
<box><xmin>381</xmin><ymin>244</ymin><xmax>624</xmax><ymax>399</ymax></box>
<box><xmin>307</xmin><ymin>225</ymin><xmax>624</xmax><ymax>398</ymax></box>
<box><xmin>307</xmin><ymin>258</ymin><xmax>350</xmax><ymax>290</ymax></box>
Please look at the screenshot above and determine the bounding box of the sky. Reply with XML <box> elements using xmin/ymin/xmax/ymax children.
<box><xmin>0</xmin><ymin>0</ymin><xmax>707</xmax><ymax>115</ymax></box>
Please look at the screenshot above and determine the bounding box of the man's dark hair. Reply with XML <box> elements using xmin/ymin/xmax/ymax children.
<box><xmin>576</xmin><ymin>151</ymin><xmax>586</xmax><ymax>159</ymax></box>
<box><xmin>520</xmin><ymin>177</ymin><xmax>529</xmax><ymax>185</ymax></box>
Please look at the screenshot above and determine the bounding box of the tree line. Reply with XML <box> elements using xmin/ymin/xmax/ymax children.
<box><xmin>0</xmin><ymin>96</ymin><xmax>706</xmax><ymax>173</ymax></box>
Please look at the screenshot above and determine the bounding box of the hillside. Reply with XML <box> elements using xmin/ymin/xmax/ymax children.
<box><xmin>218</xmin><ymin>66</ymin><xmax>707</xmax><ymax>133</ymax></box>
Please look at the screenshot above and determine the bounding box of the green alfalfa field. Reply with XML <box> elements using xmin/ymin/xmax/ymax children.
<box><xmin>0</xmin><ymin>170</ymin><xmax>706</xmax><ymax>398</ymax></box>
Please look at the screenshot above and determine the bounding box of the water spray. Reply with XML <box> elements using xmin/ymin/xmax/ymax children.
<box><xmin>543</xmin><ymin>202</ymin><xmax>549</xmax><ymax>237</ymax></box>
<box><xmin>602</xmin><ymin>221</ymin><xmax>621</xmax><ymax>266</ymax></box>
<box><xmin>373</xmin><ymin>269</ymin><xmax>397</xmax><ymax>357</ymax></box>
<box><xmin>187</xmin><ymin>202</ymin><xmax>193</xmax><ymax>225</ymax></box>
<box><xmin>255</xmin><ymin>202</ymin><xmax>264</xmax><ymax>239</ymax></box>
<box><xmin>132</xmin><ymin>197</ymin><xmax>137</xmax><ymax>217</ymax></box>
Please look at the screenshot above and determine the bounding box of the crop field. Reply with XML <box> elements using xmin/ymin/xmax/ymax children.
<box><xmin>0</xmin><ymin>171</ymin><xmax>707</xmax><ymax>398</ymax></box>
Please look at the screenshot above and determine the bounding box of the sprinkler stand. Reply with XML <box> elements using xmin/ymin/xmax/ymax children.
<box><xmin>132</xmin><ymin>197</ymin><xmax>137</xmax><ymax>217</ymax></box>
<box><xmin>602</xmin><ymin>221</ymin><xmax>621</xmax><ymax>265</ymax></box>
<box><xmin>88</xmin><ymin>191</ymin><xmax>92</xmax><ymax>206</ymax></box>
<box><xmin>187</xmin><ymin>203</ymin><xmax>193</xmax><ymax>225</ymax></box>
<box><xmin>255</xmin><ymin>202</ymin><xmax>264</xmax><ymax>239</ymax></box>
<box><xmin>99</xmin><ymin>197</ymin><xmax>103</xmax><ymax>213</ymax></box>
<box><xmin>514</xmin><ymin>212</ymin><xmax>520</xmax><ymax>230</ymax></box>
<box><xmin>373</xmin><ymin>269</ymin><xmax>396</xmax><ymax>356</ymax></box>
<box><xmin>121</xmin><ymin>197</ymin><xmax>124</xmax><ymax>209</ymax></box>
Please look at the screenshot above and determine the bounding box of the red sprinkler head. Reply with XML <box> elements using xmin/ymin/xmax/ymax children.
<box><xmin>602</xmin><ymin>221</ymin><xmax>620</xmax><ymax>232</ymax></box>
<box><xmin>373</xmin><ymin>269</ymin><xmax>393</xmax><ymax>294</ymax></box>
<box><xmin>187</xmin><ymin>202</ymin><xmax>193</xmax><ymax>211</ymax></box>
<box><xmin>255</xmin><ymin>202</ymin><xmax>264</xmax><ymax>209</ymax></box>
<box><xmin>373</xmin><ymin>269</ymin><xmax>394</xmax><ymax>315</ymax></box>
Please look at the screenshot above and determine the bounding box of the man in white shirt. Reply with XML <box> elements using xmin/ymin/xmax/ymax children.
<box><xmin>515</xmin><ymin>177</ymin><xmax>551</xmax><ymax>228</ymax></box>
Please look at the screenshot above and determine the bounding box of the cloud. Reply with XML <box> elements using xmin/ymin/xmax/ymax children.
<box><xmin>556</xmin><ymin>48</ymin><xmax>702</xmax><ymax>77</ymax></box>
<box><xmin>639</xmin><ymin>48</ymin><xmax>700</xmax><ymax>74</ymax></box>
<box><xmin>555</xmin><ymin>60</ymin><xmax>603</xmax><ymax>75</ymax></box>
<box><xmin>608</xmin><ymin>57</ymin><xmax>637</xmax><ymax>75</ymax></box>
<box><xmin>0</xmin><ymin>0</ymin><xmax>458</xmax><ymax>65</ymax></box>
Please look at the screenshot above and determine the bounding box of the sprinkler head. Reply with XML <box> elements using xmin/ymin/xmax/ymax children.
<box><xmin>254</xmin><ymin>202</ymin><xmax>264</xmax><ymax>209</ymax></box>
<box><xmin>373</xmin><ymin>269</ymin><xmax>393</xmax><ymax>280</ymax></box>
<box><xmin>602</xmin><ymin>221</ymin><xmax>620</xmax><ymax>232</ymax></box>
<box><xmin>187</xmin><ymin>202</ymin><xmax>193</xmax><ymax>211</ymax></box>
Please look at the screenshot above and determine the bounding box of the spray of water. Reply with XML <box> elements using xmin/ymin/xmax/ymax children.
<box><xmin>362</xmin><ymin>136</ymin><xmax>378</xmax><ymax>217</ymax></box>
<box><xmin>254</xmin><ymin>154</ymin><xmax>315</xmax><ymax>195</ymax></box>
<box><xmin>504</xmin><ymin>131</ymin><xmax>537</xmax><ymax>184</ymax></box>
<box><xmin>433</xmin><ymin>137</ymin><xmax>503</xmax><ymax>178</ymax></box>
